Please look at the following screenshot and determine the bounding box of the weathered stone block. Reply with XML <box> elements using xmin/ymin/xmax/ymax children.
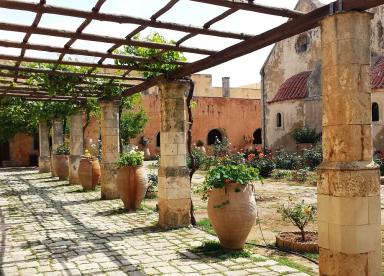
<box><xmin>69</xmin><ymin>155</ymin><xmax>81</xmax><ymax>185</ymax></box>
<box><xmin>38</xmin><ymin>156</ymin><xmax>51</xmax><ymax>173</ymax></box>
<box><xmin>100</xmin><ymin>162</ymin><xmax>119</xmax><ymax>200</ymax></box>
<box><xmin>158</xmin><ymin>198</ymin><xmax>191</xmax><ymax>229</ymax></box>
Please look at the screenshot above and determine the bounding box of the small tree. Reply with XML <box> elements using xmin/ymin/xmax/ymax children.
<box><xmin>291</xmin><ymin>126</ymin><xmax>321</xmax><ymax>144</ymax></box>
<box><xmin>278</xmin><ymin>199</ymin><xmax>316</xmax><ymax>242</ymax></box>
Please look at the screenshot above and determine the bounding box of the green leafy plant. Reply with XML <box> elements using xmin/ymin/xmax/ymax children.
<box><xmin>212</xmin><ymin>136</ymin><xmax>230</xmax><ymax>157</ymax></box>
<box><xmin>202</xmin><ymin>164</ymin><xmax>260</xmax><ymax>200</ymax></box>
<box><xmin>146</xmin><ymin>172</ymin><xmax>158</xmax><ymax>197</ymax></box>
<box><xmin>249</xmin><ymin>157</ymin><xmax>275</xmax><ymax>177</ymax></box>
<box><xmin>196</xmin><ymin>140</ymin><xmax>205</xmax><ymax>147</ymax></box>
<box><xmin>120</xmin><ymin>109</ymin><xmax>148</xmax><ymax>145</ymax></box>
<box><xmin>291</xmin><ymin>126</ymin><xmax>321</xmax><ymax>144</ymax></box>
<box><xmin>291</xmin><ymin>168</ymin><xmax>309</xmax><ymax>182</ymax></box>
<box><xmin>117</xmin><ymin>149</ymin><xmax>144</xmax><ymax>167</ymax></box>
<box><xmin>302</xmin><ymin>146</ymin><xmax>322</xmax><ymax>170</ymax></box>
<box><xmin>56</xmin><ymin>144</ymin><xmax>70</xmax><ymax>155</ymax></box>
<box><xmin>273</xmin><ymin>151</ymin><xmax>304</xmax><ymax>170</ymax></box>
<box><xmin>278</xmin><ymin>199</ymin><xmax>317</xmax><ymax>242</ymax></box>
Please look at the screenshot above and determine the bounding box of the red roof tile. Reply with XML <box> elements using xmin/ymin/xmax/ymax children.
<box><xmin>372</xmin><ymin>56</ymin><xmax>384</xmax><ymax>89</ymax></box>
<box><xmin>269</xmin><ymin>71</ymin><xmax>311</xmax><ymax>103</ymax></box>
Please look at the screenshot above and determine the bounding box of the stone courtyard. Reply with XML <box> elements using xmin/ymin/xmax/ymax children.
<box><xmin>0</xmin><ymin>168</ymin><xmax>310</xmax><ymax>276</ymax></box>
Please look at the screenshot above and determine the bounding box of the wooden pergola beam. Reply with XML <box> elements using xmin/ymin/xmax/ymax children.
<box><xmin>0</xmin><ymin>0</ymin><xmax>252</xmax><ymax>40</ymax></box>
<box><xmin>0</xmin><ymin>22</ymin><xmax>215</xmax><ymax>56</ymax></box>
<box><xmin>190</xmin><ymin>0</ymin><xmax>304</xmax><ymax>18</ymax></box>
<box><xmin>0</xmin><ymin>64</ymin><xmax>145</xmax><ymax>82</ymax></box>
<box><xmin>122</xmin><ymin>0</ymin><xmax>384</xmax><ymax>96</ymax></box>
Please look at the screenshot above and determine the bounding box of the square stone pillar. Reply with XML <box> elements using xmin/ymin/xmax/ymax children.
<box><xmin>99</xmin><ymin>100</ymin><xmax>120</xmax><ymax>200</ymax></box>
<box><xmin>158</xmin><ymin>79</ymin><xmax>191</xmax><ymax>229</ymax></box>
<box><xmin>38</xmin><ymin>121</ymin><xmax>51</xmax><ymax>173</ymax></box>
<box><xmin>51</xmin><ymin>119</ymin><xmax>64</xmax><ymax>177</ymax></box>
<box><xmin>318</xmin><ymin>12</ymin><xmax>381</xmax><ymax>276</ymax></box>
<box><xmin>69</xmin><ymin>112</ymin><xmax>84</xmax><ymax>184</ymax></box>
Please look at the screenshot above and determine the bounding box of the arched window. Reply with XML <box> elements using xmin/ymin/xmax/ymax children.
<box><xmin>156</xmin><ymin>132</ymin><xmax>160</xmax><ymax>147</ymax></box>
<box><xmin>207</xmin><ymin>129</ymin><xmax>223</xmax><ymax>146</ymax></box>
<box><xmin>372</xmin><ymin>102</ymin><xmax>380</xmax><ymax>122</ymax></box>
<box><xmin>253</xmin><ymin>129</ymin><xmax>262</xmax><ymax>144</ymax></box>
<box><xmin>295</xmin><ymin>34</ymin><xmax>310</xmax><ymax>54</ymax></box>
<box><xmin>276</xmin><ymin>113</ymin><xmax>283</xmax><ymax>128</ymax></box>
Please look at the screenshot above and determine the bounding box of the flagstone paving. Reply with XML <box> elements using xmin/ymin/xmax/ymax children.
<box><xmin>0</xmin><ymin>168</ymin><xmax>311</xmax><ymax>276</ymax></box>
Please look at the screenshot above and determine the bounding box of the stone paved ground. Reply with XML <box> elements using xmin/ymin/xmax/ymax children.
<box><xmin>0</xmin><ymin>168</ymin><xmax>311</xmax><ymax>276</ymax></box>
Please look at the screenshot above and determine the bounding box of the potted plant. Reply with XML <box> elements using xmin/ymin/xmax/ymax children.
<box><xmin>196</xmin><ymin>140</ymin><xmax>206</xmax><ymax>153</ymax></box>
<box><xmin>78</xmin><ymin>149</ymin><xmax>101</xmax><ymax>191</ymax></box>
<box><xmin>53</xmin><ymin>144</ymin><xmax>69</xmax><ymax>180</ymax></box>
<box><xmin>202</xmin><ymin>164</ymin><xmax>260</xmax><ymax>250</ymax></box>
<box><xmin>276</xmin><ymin>199</ymin><xmax>318</xmax><ymax>253</ymax></box>
<box><xmin>116</xmin><ymin>148</ymin><xmax>148</xmax><ymax>211</ymax></box>
<box><xmin>139</xmin><ymin>136</ymin><xmax>151</xmax><ymax>160</ymax></box>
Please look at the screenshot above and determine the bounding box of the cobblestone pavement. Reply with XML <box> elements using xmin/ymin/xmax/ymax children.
<box><xmin>0</xmin><ymin>168</ymin><xmax>311</xmax><ymax>276</ymax></box>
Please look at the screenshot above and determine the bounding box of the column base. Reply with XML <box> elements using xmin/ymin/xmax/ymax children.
<box><xmin>319</xmin><ymin>248</ymin><xmax>381</xmax><ymax>276</ymax></box>
<box><xmin>100</xmin><ymin>162</ymin><xmax>119</xmax><ymax>200</ymax></box>
<box><xmin>38</xmin><ymin>156</ymin><xmax>51</xmax><ymax>173</ymax></box>
<box><xmin>69</xmin><ymin>155</ymin><xmax>81</xmax><ymax>185</ymax></box>
<box><xmin>158</xmin><ymin>166</ymin><xmax>191</xmax><ymax>229</ymax></box>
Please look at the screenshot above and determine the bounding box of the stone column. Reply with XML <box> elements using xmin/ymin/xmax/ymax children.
<box><xmin>38</xmin><ymin>121</ymin><xmax>51</xmax><ymax>173</ymax></box>
<box><xmin>99</xmin><ymin>100</ymin><xmax>120</xmax><ymax>200</ymax></box>
<box><xmin>51</xmin><ymin>119</ymin><xmax>64</xmax><ymax>177</ymax></box>
<box><xmin>318</xmin><ymin>12</ymin><xmax>381</xmax><ymax>275</ymax></box>
<box><xmin>158</xmin><ymin>80</ymin><xmax>191</xmax><ymax>229</ymax></box>
<box><xmin>69</xmin><ymin>112</ymin><xmax>84</xmax><ymax>184</ymax></box>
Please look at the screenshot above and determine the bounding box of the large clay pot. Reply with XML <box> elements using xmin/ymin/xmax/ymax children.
<box><xmin>116</xmin><ymin>166</ymin><xmax>148</xmax><ymax>211</ymax></box>
<box><xmin>53</xmin><ymin>154</ymin><xmax>69</xmax><ymax>180</ymax></box>
<box><xmin>208</xmin><ymin>182</ymin><xmax>257</xmax><ymax>250</ymax></box>
<box><xmin>78</xmin><ymin>158</ymin><xmax>101</xmax><ymax>191</ymax></box>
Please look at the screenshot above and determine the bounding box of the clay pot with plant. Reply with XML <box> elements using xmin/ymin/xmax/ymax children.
<box><xmin>116</xmin><ymin>148</ymin><xmax>148</xmax><ymax>211</ymax></box>
<box><xmin>203</xmin><ymin>164</ymin><xmax>260</xmax><ymax>250</ymax></box>
<box><xmin>276</xmin><ymin>199</ymin><xmax>318</xmax><ymax>253</ymax></box>
<box><xmin>53</xmin><ymin>144</ymin><xmax>70</xmax><ymax>180</ymax></box>
<box><xmin>196</xmin><ymin>140</ymin><xmax>206</xmax><ymax>153</ymax></box>
<box><xmin>78</xmin><ymin>149</ymin><xmax>101</xmax><ymax>191</ymax></box>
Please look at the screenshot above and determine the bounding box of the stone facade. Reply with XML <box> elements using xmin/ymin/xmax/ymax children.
<box><xmin>69</xmin><ymin>112</ymin><xmax>84</xmax><ymax>185</ymax></box>
<box><xmin>38</xmin><ymin>121</ymin><xmax>51</xmax><ymax>173</ymax></box>
<box><xmin>262</xmin><ymin>0</ymin><xmax>384</xmax><ymax>152</ymax></box>
<box><xmin>99</xmin><ymin>100</ymin><xmax>120</xmax><ymax>200</ymax></box>
<box><xmin>158</xmin><ymin>80</ymin><xmax>191</xmax><ymax>229</ymax></box>
<box><xmin>317</xmin><ymin>12</ymin><xmax>381</xmax><ymax>275</ymax></box>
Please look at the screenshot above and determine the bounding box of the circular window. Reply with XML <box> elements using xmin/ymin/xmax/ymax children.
<box><xmin>295</xmin><ymin>34</ymin><xmax>310</xmax><ymax>54</ymax></box>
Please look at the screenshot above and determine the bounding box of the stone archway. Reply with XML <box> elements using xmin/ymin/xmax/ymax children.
<box><xmin>207</xmin><ymin>129</ymin><xmax>223</xmax><ymax>145</ymax></box>
<box><xmin>253</xmin><ymin>128</ymin><xmax>262</xmax><ymax>144</ymax></box>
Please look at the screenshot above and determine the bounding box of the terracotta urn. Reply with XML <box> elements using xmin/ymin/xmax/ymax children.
<box><xmin>208</xmin><ymin>182</ymin><xmax>257</xmax><ymax>250</ymax></box>
<box><xmin>78</xmin><ymin>157</ymin><xmax>101</xmax><ymax>191</ymax></box>
<box><xmin>53</xmin><ymin>154</ymin><xmax>69</xmax><ymax>180</ymax></box>
<box><xmin>197</xmin><ymin>146</ymin><xmax>206</xmax><ymax>154</ymax></box>
<box><xmin>116</xmin><ymin>166</ymin><xmax>148</xmax><ymax>211</ymax></box>
<box><xmin>143</xmin><ymin>146</ymin><xmax>151</xmax><ymax>161</ymax></box>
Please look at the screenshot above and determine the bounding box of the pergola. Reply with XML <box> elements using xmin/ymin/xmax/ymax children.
<box><xmin>0</xmin><ymin>0</ymin><xmax>383</xmax><ymax>274</ymax></box>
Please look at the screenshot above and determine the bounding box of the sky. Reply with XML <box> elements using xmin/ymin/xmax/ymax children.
<box><xmin>0</xmin><ymin>0</ymin><xmax>334</xmax><ymax>87</ymax></box>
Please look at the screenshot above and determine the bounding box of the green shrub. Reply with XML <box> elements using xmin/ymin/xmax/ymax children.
<box><xmin>291</xmin><ymin>127</ymin><xmax>321</xmax><ymax>144</ymax></box>
<box><xmin>271</xmin><ymin>169</ymin><xmax>291</xmax><ymax>180</ymax></box>
<box><xmin>291</xmin><ymin>168</ymin><xmax>309</xmax><ymax>182</ymax></box>
<box><xmin>202</xmin><ymin>164</ymin><xmax>260</xmax><ymax>200</ymax></box>
<box><xmin>273</xmin><ymin>151</ymin><xmax>303</xmax><ymax>170</ymax></box>
<box><xmin>56</xmin><ymin>144</ymin><xmax>70</xmax><ymax>155</ymax></box>
<box><xmin>196</xmin><ymin>140</ymin><xmax>205</xmax><ymax>147</ymax></box>
<box><xmin>117</xmin><ymin>150</ymin><xmax>144</xmax><ymax>167</ymax></box>
<box><xmin>278</xmin><ymin>199</ymin><xmax>317</xmax><ymax>242</ymax></box>
<box><xmin>302</xmin><ymin>146</ymin><xmax>322</xmax><ymax>170</ymax></box>
<box><xmin>248</xmin><ymin>158</ymin><xmax>275</xmax><ymax>177</ymax></box>
<box><xmin>146</xmin><ymin>172</ymin><xmax>158</xmax><ymax>197</ymax></box>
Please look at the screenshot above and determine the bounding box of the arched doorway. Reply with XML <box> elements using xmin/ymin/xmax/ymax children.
<box><xmin>372</xmin><ymin>102</ymin><xmax>380</xmax><ymax>122</ymax></box>
<box><xmin>0</xmin><ymin>141</ymin><xmax>10</xmax><ymax>167</ymax></box>
<box><xmin>253</xmin><ymin>128</ymin><xmax>262</xmax><ymax>144</ymax></box>
<box><xmin>207</xmin><ymin>129</ymin><xmax>223</xmax><ymax>145</ymax></box>
<box><xmin>156</xmin><ymin>132</ymin><xmax>160</xmax><ymax>147</ymax></box>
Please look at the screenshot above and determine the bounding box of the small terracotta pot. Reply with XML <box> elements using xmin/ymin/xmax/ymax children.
<box><xmin>208</xmin><ymin>182</ymin><xmax>257</xmax><ymax>250</ymax></box>
<box><xmin>116</xmin><ymin>166</ymin><xmax>148</xmax><ymax>211</ymax></box>
<box><xmin>78</xmin><ymin>158</ymin><xmax>101</xmax><ymax>191</ymax></box>
<box><xmin>53</xmin><ymin>154</ymin><xmax>69</xmax><ymax>180</ymax></box>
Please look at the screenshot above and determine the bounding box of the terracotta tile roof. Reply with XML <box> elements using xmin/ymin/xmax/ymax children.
<box><xmin>372</xmin><ymin>56</ymin><xmax>384</xmax><ymax>89</ymax></box>
<box><xmin>269</xmin><ymin>71</ymin><xmax>311</xmax><ymax>103</ymax></box>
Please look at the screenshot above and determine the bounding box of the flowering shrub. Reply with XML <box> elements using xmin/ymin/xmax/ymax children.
<box><xmin>291</xmin><ymin>126</ymin><xmax>321</xmax><ymax>144</ymax></box>
<box><xmin>278</xmin><ymin>198</ymin><xmax>317</xmax><ymax>242</ymax></box>
<box><xmin>273</xmin><ymin>151</ymin><xmax>303</xmax><ymax>170</ymax></box>
<box><xmin>245</xmin><ymin>146</ymin><xmax>275</xmax><ymax>177</ymax></box>
<box><xmin>302</xmin><ymin>146</ymin><xmax>322</xmax><ymax>170</ymax></box>
<box><xmin>374</xmin><ymin>150</ymin><xmax>384</xmax><ymax>176</ymax></box>
<box><xmin>146</xmin><ymin>172</ymin><xmax>158</xmax><ymax>197</ymax></box>
<box><xmin>212</xmin><ymin>137</ymin><xmax>230</xmax><ymax>157</ymax></box>
<box><xmin>117</xmin><ymin>148</ymin><xmax>144</xmax><ymax>167</ymax></box>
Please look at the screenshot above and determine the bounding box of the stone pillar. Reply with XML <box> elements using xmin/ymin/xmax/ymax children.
<box><xmin>99</xmin><ymin>100</ymin><xmax>120</xmax><ymax>200</ymax></box>
<box><xmin>318</xmin><ymin>12</ymin><xmax>381</xmax><ymax>275</ymax></box>
<box><xmin>158</xmin><ymin>80</ymin><xmax>191</xmax><ymax>229</ymax></box>
<box><xmin>69</xmin><ymin>112</ymin><xmax>84</xmax><ymax>184</ymax></box>
<box><xmin>51</xmin><ymin>119</ymin><xmax>64</xmax><ymax>177</ymax></box>
<box><xmin>38</xmin><ymin>121</ymin><xmax>51</xmax><ymax>173</ymax></box>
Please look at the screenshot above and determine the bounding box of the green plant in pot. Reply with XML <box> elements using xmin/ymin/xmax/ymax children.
<box><xmin>202</xmin><ymin>164</ymin><xmax>260</xmax><ymax>250</ymax></box>
<box><xmin>53</xmin><ymin>144</ymin><xmax>70</xmax><ymax>181</ymax></box>
<box><xmin>116</xmin><ymin>147</ymin><xmax>148</xmax><ymax>211</ymax></box>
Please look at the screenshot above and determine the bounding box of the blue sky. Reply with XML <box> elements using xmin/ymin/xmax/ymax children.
<box><xmin>0</xmin><ymin>0</ymin><xmax>333</xmax><ymax>87</ymax></box>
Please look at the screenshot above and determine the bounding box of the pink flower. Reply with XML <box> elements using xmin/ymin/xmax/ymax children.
<box><xmin>259</xmin><ymin>153</ymin><xmax>265</xmax><ymax>158</ymax></box>
<box><xmin>247</xmin><ymin>154</ymin><xmax>256</xmax><ymax>161</ymax></box>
